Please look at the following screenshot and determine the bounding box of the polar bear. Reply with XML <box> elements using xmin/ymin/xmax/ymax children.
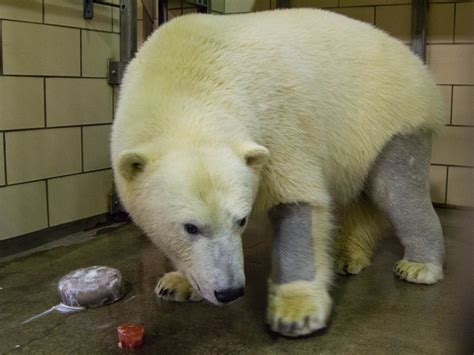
<box><xmin>111</xmin><ymin>9</ymin><xmax>445</xmax><ymax>337</ymax></box>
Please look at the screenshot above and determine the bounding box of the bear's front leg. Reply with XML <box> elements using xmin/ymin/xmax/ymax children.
<box><xmin>267</xmin><ymin>203</ymin><xmax>333</xmax><ymax>337</ymax></box>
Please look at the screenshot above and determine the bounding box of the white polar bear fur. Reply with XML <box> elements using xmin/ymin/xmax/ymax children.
<box><xmin>111</xmin><ymin>9</ymin><xmax>444</xmax><ymax>304</ymax></box>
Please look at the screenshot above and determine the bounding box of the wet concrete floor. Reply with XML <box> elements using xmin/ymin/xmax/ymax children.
<box><xmin>0</xmin><ymin>208</ymin><xmax>471</xmax><ymax>354</ymax></box>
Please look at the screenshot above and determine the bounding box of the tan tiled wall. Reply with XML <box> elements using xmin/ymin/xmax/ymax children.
<box><xmin>0</xmin><ymin>0</ymin><xmax>43</xmax><ymax>23</ymax></box>
<box><xmin>2</xmin><ymin>1</ymin><xmax>470</xmax><ymax>241</ymax></box>
<box><xmin>0</xmin><ymin>181</ymin><xmax>48</xmax><ymax>240</ymax></box>
<box><xmin>46</xmin><ymin>78</ymin><xmax>113</xmax><ymax>126</ymax></box>
<box><xmin>82</xmin><ymin>31</ymin><xmax>120</xmax><ymax>77</ymax></box>
<box><xmin>2</xmin><ymin>21</ymin><xmax>80</xmax><ymax>76</ymax></box>
<box><xmin>162</xmin><ymin>0</ymin><xmax>473</xmax><ymax>208</ymax></box>
<box><xmin>0</xmin><ymin>2</ymin><xmax>117</xmax><ymax>240</ymax></box>
<box><xmin>5</xmin><ymin>128</ymin><xmax>82</xmax><ymax>184</ymax></box>
<box><xmin>48</xmin><ymin>170</ymin><xmax>113</xmax><ymax>226</ymax></box>
<box><xmin>44</xmin><ymin>0</ymin><xmax>113</xmax><ymax>31</ymax></box>
<box><xmin>82</xmin><ymin>125</ymin><xmax>112</xmax><ymax>171</ymax></box>
<box><xmin>0</xmin><ymin>77</ymin><xmax>44</xmax><ymax>130</ymax></box>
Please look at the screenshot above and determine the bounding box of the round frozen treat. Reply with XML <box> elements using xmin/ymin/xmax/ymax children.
<box><xmin>117</xmin><ymin>323</ymin><xmax>145</xmax><ymax>349</ymax></box>
<box><xmin>58</xmin><ymin>266</ymin><xmax>125</xmax><ymax>308</ymax></box>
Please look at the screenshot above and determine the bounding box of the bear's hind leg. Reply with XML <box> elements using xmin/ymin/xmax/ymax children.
<box><xmin>155</xmin><ymin>271</ymin><xmax>203</xmax><ymax>302</ymax></box>
<box><xmin>266</xmin><ymin>203</ymin><xmax>332</xmax><ymax>337</ymax></box>
<box><xmin>335</xmin><ymin>195</ymin><xmax>388</xmax><ymax>275</ymax></box>
<box><xmin>367</xmin><ymin>132</ymin><xmax>444</xmax><ymax>284</ymax></box>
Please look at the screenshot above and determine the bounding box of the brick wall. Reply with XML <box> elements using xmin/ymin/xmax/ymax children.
<box><xmin>0</xmin><ymin>0</ymin><xmax>119</xmax><ymax>240</ymax></box>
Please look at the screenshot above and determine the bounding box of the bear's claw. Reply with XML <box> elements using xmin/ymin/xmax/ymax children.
<box><xmin>155</xmin><ymin>271</ymin><xmax>203</xmax><ymax>302</ymax></box>
<box><xmin>393</xmin><ymin>260</ymin><xmax>443</xmax><ymax>284</ymax></box>
<box><xmin>266</xmin><ymin>281</ymin><xmax>332</xmax><ymax>337</ymax></box>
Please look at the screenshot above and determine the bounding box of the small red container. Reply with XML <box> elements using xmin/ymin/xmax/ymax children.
<box><xmin>117</xmin><ymin>323</ymin><xmax>145</xmax><ymax>349</ymax></box>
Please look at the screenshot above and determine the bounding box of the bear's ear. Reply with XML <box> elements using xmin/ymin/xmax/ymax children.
<box><xmin>118</xmin><ymin>150</ymin><xmax>148</xmax><ymax>180</ymax></box>
<box><xmin>240</xmin><ymin>142</ymin><xmax>270</xmax><ymax>170</ymax></box>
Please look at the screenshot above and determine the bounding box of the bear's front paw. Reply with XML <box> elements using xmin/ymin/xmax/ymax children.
<box><xmin>155</xmin><ymin>271</ymin><xmax>203</xmax><ymax>302</ymax></box>
<box><xmin>266</xmin><ymin>281</ymin><xmax>332</xmax><ymax>337</ymax></box>
<box><xmin>393</xmin><ymin>260</ymin><xmax>443</xmax><ymax>284</ymax></box>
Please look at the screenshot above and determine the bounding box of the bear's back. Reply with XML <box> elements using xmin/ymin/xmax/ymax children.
<box><xmin>113</xmin><ymin>9</ymin><xmax>445</xmax><ymax>207</ymax></box>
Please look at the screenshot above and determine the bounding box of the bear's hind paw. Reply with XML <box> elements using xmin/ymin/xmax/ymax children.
<box><xmin>155</xmin><ymin>271</ymin><xmax>203</xmax><ymax>302</ymax></box>
<box><xmin>393</xmin><ymin>260</ymin><xmax>443</xmax><ymax>284</ymax></box>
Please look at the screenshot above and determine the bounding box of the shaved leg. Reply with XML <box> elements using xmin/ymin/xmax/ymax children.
<box><xmin>266</xmin><ymin>203</ymin><xmax>333</xmax><ymax>337</ymax></box>
<box><xmin>367</xmin><ymin>132</ymin><xmax>444</xmax><ymax>284</ymax></box>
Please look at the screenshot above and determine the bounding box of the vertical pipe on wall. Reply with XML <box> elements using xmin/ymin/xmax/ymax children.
<box><xmin>109</xmin><ymin>0</ymin><xmax>137</xmax><ymax>215</ymax></box>
<box><xmin>410</xmin><ymin>0</ymin><xmax>428</xmax><ymax>62</ymax></box>
<box><xmin>154</xmin><ymin>0</ymin><xmax>160</xmax><ymax>29</ymax></box>
<box><xmin>120</xmin><ymin>0</ymin><xmax>137</xmax><ymax>63</ymax></box>
<box><xmin>158</xmin><ymin>0</ymin><xmax>168</xmax><ymax>26</ymax></box>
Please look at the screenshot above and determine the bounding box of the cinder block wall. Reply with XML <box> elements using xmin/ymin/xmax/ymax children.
<box><xmin>0</xmin><ymin>0</ymin><xmax>120</xmax><ymax>240</ymax></box>
<box><xmin>1</xmin><ymin>0</ymin><xmax>472</xmax><ymax>241</ymax></box>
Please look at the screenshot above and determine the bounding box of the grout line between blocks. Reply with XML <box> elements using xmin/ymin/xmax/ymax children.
<box><xmin>0</xmin><ymin>20</ymin><xmax>3</xmax><ymax>75</ymax></box>
<box><xmin>2</xmin><ymin>123</ymin><xmax>113</xmax><ymax>134</ymax></box>
<box><xmin>444</xmin><ymin>166</ymin><xmax>449</xmax><ymax>205</ymax></box>
<box><xmin>80</xmin><ymin>29</ymin><xmax>83</xmax><ymax>77</ymax></box>
<box><xmin>45</xmin><ymin>179</ymin><xmax>50</xmax><ymax>227</ymax></box>
<box><xmin>112</xmin><ymin>87</ymin><xmax>115</xmax><ymax>121</ymax></box>
<box><xmin>1</xmin><ymin>74</ymin><xmax>110</xmax><ymax>79</ymax></box>
<box><xmin>81</xmin><ymin>127</ymin><xmax>85</xmax><ymax>173</ymax></box>
<box><xmin>110</xmin><ymin>0</ymin><xmax>114</xmax><ymax>31</ymax></box>
<box><xmin>0</xmin><ymin>18</ymin><xmax>117</xmax><ymax>35</ymax></box>
<box><xmin>445</xmin><ymin>124</ymin><xmax>474</xmax><ymax>128</ymax></box>
<box><xmin>3</xmin><ymin>168</ymin><xmax>112</xmax><ymax>189</ymax></box>
<box><xmin>431</xmin><ymin>163</ymin><xmax>474</xmax><ymax>169</ymax></box>
<box><xmin>43</xmin><ymin>78</ymin><xmax>47</xmax><ymax>127</ymax></box>
<box><xmin>450</xmin><ymin>85</ymin><xmax>454</xmax><ymax>125</ymax></box>
<box><xmin>2</xmin><ymin>132</ymin><xmax>7</xmax><ymax>186</ymax></box>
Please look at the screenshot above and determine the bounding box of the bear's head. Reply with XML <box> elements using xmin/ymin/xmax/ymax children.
<box><xmin>114</xmin><ymin>142</ymin><xmax>269</xmax><ymax>304</ymax></box>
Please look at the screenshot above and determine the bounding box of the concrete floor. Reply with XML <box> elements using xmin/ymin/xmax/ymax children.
<box><xmin>0</xmin><ymin>208</ymin><xmax>472</xmax><ymax>354</ymax></box>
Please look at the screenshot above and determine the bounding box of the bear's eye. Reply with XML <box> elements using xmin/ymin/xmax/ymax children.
<box><xmin>237</xmin><ymin>217</ymin><xmax>247</xmax><ymax>227</ymax></box>
<box><xmin>184</xmin><ymin>223</ymin><xmax>200</xmax><ymax>235</ymax></box>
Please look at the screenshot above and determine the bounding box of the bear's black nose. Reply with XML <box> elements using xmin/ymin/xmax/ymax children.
<box><xmin>214</xmin><ymin>287</ymin><xmax>244</xmax><ymax>303</ymax></box>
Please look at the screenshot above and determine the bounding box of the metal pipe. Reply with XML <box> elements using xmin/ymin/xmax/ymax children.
<box><xmin>158</xmin><ymin>0</ymin><xmax>168</xmax><ymax>26</ymax></box>
<box><xmin>120</xmin><ymin>0</ymin><xmax>137</xmax><ymax>63</ymax></box>
<box><xmin>410</xmin><ymin>0</ymin><xmax>428</xmax><ymax>62</ymax></box>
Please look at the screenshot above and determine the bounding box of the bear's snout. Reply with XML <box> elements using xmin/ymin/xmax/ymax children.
<box><xmin>214</xmin><ymin>287</ymin><xmax>245</xmax><ymax>303</ymax></box>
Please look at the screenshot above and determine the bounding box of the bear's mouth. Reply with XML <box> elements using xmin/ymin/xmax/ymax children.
<box><xmin>189</xmin><ymin>274</ymin><xmax>201</xmax><ymax>293</ymax></box>
<box><xmin>187</xmin><ymin>273</ymin><xmax>222</xmax><ymax>305</ymax></box>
